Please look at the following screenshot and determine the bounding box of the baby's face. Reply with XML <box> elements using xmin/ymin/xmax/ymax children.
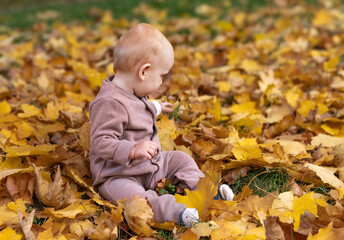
<box><xmin>139</xmin><ymin>44</ymin><xmax>174</xmax><ymax>96</ymax></box>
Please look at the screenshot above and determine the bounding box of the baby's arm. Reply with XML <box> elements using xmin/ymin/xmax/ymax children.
<box><xmin>129</xmin><ymin>141</ymin><xmax>158</xmax><ymax>160</ymax></box>
<box><xmin>160</xmin><ymin>102</ymin><xmax>173</xmax><ymax>114</ymax></box>
<box><xmin>90</xmin><ymin>99</ymin><xmax>136</xmax><ymax>166</ymax></box>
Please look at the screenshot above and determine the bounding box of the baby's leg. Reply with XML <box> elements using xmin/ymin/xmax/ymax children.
<box><xmin>98</xmin><ymin>177</ymin><xmax>186</xmax><ymax>223</ymax></box>
<box><xmin>160</xmin><ymin>151</ymin><xmax>205</xmax><ymax>190</ymax></box>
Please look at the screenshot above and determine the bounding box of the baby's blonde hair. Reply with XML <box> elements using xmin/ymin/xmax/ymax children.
<box><xmin>113</xmin><ymin>23</ymin><xmax>166</xmax><ymax>73</ymax></box>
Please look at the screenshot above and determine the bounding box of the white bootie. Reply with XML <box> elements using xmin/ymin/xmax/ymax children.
<box><xmin>181</xmin><ymin>208</ymin><xmax>199</xmax><ymax>227</ymax></box>
<box><xmin>219</xmin><ymin>184</ymin><xmax>234</xmax><ymax>201</ymax></box>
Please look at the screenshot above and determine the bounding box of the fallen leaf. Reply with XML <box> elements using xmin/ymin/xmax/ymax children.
<box><xmin>18</xmin><ymin>209</ymin><xmax>36</xmax><ymax>240</ymax></box>
<box><xmin>122</xmin><ymin>196</ymin><xmax>155</xmax><ymax>237</ymax></box>
<box><xmin>4</xmin><ymin>172</ymin><xmax>36</xmax><ymax>203</ymax></box>
<box><xmin>33</xmin><ymin>164</ymin><xmax>75</xmax><ymax>209</ymax></box>
<box><xmin>311</xmin><ymin>134</ymin><xmax>344</xmax><ymax>147</ymax></box>
<box><xmin>289</xmin><ymin>192</ymin><xmax>327</xmax><ymax>230</ymax></box>
<box><xmin>0</xmin><ymin>227</ymin><xmax>22</xmax><ymax>240</ymax></box>
<box><xmin>191</xmin><ymin>220</ymin><xmax>219</xmax><ymax>238</ymax></box>
<box><xmin>0</xmin><ymin>100</ymin><xmax>11</xmax><ymax>116</ymax></box>
<box><xmin>232</xmin><ymin>138</ymin><xmax>262</xmax><ymax>161</ymax></box>
<box><xmin>305</xmin><ymin>163</ymin><xmax>344</xmax><ymax>189</ymax></box>
<box><xmin>175</xmin><ymin>175</ymin><xmax>217</xmax><ymax>220</ymax></box>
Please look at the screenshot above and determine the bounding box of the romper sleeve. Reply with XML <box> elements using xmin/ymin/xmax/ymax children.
<box><xmin>151</xmin><ymin>100</ymin><xmax>161</xmax><ymax>116</ymax></box>
<box><xmin>90</xmin><ymin>98</ymin><xmax>136</xmax><ymax>166</ymax></box>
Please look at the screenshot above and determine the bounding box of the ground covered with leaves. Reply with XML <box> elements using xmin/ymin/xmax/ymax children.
<box><xmin>0</xmin><ymin>0</ymin><xmax>344</xmax><ymax>239</ymax></box>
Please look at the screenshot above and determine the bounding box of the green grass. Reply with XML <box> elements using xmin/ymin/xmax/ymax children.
<box><xmin>1</xmin><ymin>0</ymin><xmax>340</xmax><ymax>30</ymax></box>
<box><xmin>228</xmin><ymin>167</ymin><xmax>290</xmax><ymax>197</ymax></box>
<box><xmin>0</xmin><ymin>0</ymin><xmax>269</xmax><ymax>30</ymax></box>
<box><xmin>154</xmin><ymin>228</ymin><xmax>177</xmax><ymax>240</ymax></box>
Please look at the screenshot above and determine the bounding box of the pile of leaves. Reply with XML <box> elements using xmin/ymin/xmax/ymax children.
<box><xmin>0</xmin><ymin>0</ymin><xmax>344</xmax><ymax>239</ymax></box>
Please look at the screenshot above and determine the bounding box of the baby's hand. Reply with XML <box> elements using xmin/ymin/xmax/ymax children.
<box><xmin>160</xmin><ymin>102</ymin><xmax>173</xmax><ymax>114</ymax></box>
<box><xmin>129</xmin><ymin>141</ymin><xmax>158</xmax><ymax>160</ymax></box>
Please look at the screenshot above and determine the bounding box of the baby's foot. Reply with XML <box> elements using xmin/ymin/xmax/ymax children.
<box><xmin>214</xmin><ymin>184</ymin><xmax>234</xmax><ymax>201</ymax></box>
<box><xmin>180</xmin><ymin>208</ymin><xmax>199</xmax><ymax>227</ymax></box>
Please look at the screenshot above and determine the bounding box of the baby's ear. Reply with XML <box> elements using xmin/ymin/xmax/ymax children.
<box><xmin>138</xmin><ymin>63</ymin><xmax>151</xmax><ymax>80</ymax></box>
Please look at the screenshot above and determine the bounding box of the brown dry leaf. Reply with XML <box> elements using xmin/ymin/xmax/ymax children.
<box><xmin>264</xmin><ymin>216</ymin><xmax>307</xmax><ymax>240</ymax></box>
<box><xmin>89</xmin><ymin>219</ymin><xmax>117</xmax><ymax>240</ymax></box>
<box><xmin>263</xmin><ymin>115</ymin><xmax>294</xmax><ymax>139</ymax></box>
<box><xmin>78</xmin><ymin>122</ymin><xmax>90</xmax><ymax>151</ymax></box>
<box><xmin>33</xmin><ymin>164</ymin><xmax>75</xmax><ymax>209</ymax></box>
<box><xmin>58</xmin><ymin>110</ymin><xmax>88</xmax><ymax>128</ymax></box>
<box><xmin>179</xmin><ymin>228</ymin><xmax>199</xmax><ymax>240</ymax></box>
<box><xmin>4</xmin><ymin>172</ymin><xmax>36</xmax><ymax>204</ymax></box>
<box><xmin>18</xmin><ymin>209</ymin><xmax>36</xmax><ymax>240</ymax></box>
<box><xmin>121</xmin><ymin>196</ymin><xmax>155</xmax><ymax>237</ymax></box>
<box><xmin>89</xmin><ymin>210</ymin><xmax>121</xmax><ymax>240</ymax></box>
<box><xmin>222</xmin><ymin>167</ymin><xmax>248</xmax><ymax>184</ymax></box>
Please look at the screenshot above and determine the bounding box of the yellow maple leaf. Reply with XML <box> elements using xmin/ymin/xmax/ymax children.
<box><xmin>227</xmin><ymin>49</ymin><xmax>245</xmax><ymax>66</ymax></box>
<box><xmin>5</xmin><ymin>144</ymin><xmax>57</xmax><ymax>157</ymax></box>
<box><xmin>15</xmin><ymin>121</ymin><xmax>36</xmax><ymax>140</ymax></box>
<box><xmin>232</xmin><ymin>138</ymin><xmax>262</xmax><ymax>161</ymax></box>
<box><xmin>37</xmin><ymin>228</ymin><xmax>54</xmax><ymax>240</ymax></box>
<box><xmin>179</xmin><ymin>228</ymin><xmax>198</xmax><ymax>240</ymax></box>
<box><xmin>0</xmin><ymin>100</ymin><xmax>11</xmax><ymax>116</ymax></box>
<box><xmin>338</xmin><ymin>188</ymin><xmax>344</xmax><ymax>200</ymax></box>
<box><xmin>217</xmin><ymin>81</ymin><xmax>231</xmax><ymax>92</ymax></box>
<box><xmin>191</xmin><ymin>221</ymin><xmax>219</xmax><ymax>238</ymax></box>
<box><xmin>211</xmin><ymin>220</ymin><xmax>243</xmax><ymax>239</ymax></box>
<box><xmin>68</xmin><ymin>169</ymin><xmax>96</xmax><ymax>194</ymax></box>
<box><xmin>308</xmin><ymin>222</ymin><xmax>333</xmax><ymax>240</ymax></box>
<box><xmin>297</xmin><ymin>100</ymin><xmax>316</xmax><ymax>117</ymax></box>
<box><xmin>175</xmin><ymin>175</ymin><xmax>217</xmax><ymax>220</ymax></box>
<box><xmin>0</xmin><ymin>156</ymin><xmax>29</xmax><ymax>170</ymax></box>
<box><xmin>324</xmin><ymin>56</ymin><xmax>339</xmax><ymax>72</ymax></box>
<box><xmin>285</xmin><ymin>87</ymin><xmax>302</xmax><ymax>108</ymax></box>
<box><xmin>241</xmin><ymin>59</ymin><xmax>261</xmax><ymax>73</ymax></box>
<box><xmin>0</xmin><ymin>227</ymin><xmax>22</xmax><ymax>240</ymax></box>
<box><xmin>18</xmin><ymin>103</ymin><xmax>42</xmax><ymax>118</ymax></box>
<box><xmin>44</xmin><ymin>101</ymin><xmax>60</xmax><ymax>121</ymax></box>
<box><xmin>207</xmin><ymin>97</ymin><xmax>222</xmax><ymax>121</ymax></box>
<box><xmin>321</xmin><ymin>124</ymin><xmax>340</xmax><ymax>136</ymax></box>
<box><xmin>0</xmin><ymin>131</ymin><xmax>6</xmax><ymax>150</ymax></box>
<box><xmin>69</xmin><ymin>220</ymin><xmax>93</xmax><ymax>237</ymax></box>
<box><xmin>0</xmin><ymin>205</ymin><xmax>21</xmax><ymax>226</ymax></box>
<box><xmin>157</xmin><ymin>114</ymin><xmax>177</xmax><ymax>151</ymax></box>
<box><xmin>288</xmin><ymin>192</ymin><xmax>327</xmax><ymax>230</ymax></box>
<box><xmin>305</xmin><ymin>163</ymin><xmax>344</xmax><ymax>189</ymax></box>
<box><xmin>7</xmin><ymin>198</ymin><xmax>28</xmax><ymax>215</ymax></box>
<box><xmin>317</xmin><ymin>103</ymin><xmax>329</xmax><ymax>115</ymax></box>
<box><xmin>43</xmin><ymin>200</ymin><xmax>97</xmax><ymax>218</ymax></box>
<box><xmin>231</xmin><ymin>102</ymin><xmax>259</xmax><ymax>116</ymax></box>
<box><xmin>312</xmin><ymin>9</ymin><xmax>332</xmax><ymax>27</ymax></box>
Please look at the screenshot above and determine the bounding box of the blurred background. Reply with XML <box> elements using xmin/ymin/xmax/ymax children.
<box><xmin>0</xmin><ymin>0</ymin><xmax>337</xmax><ymax>29</ymax></box>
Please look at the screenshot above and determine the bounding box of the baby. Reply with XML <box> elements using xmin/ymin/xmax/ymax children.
<box><xmin>89</xmin><ymin>23</ymin><xmax>233</xmax><ymax>227</ymax></box>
